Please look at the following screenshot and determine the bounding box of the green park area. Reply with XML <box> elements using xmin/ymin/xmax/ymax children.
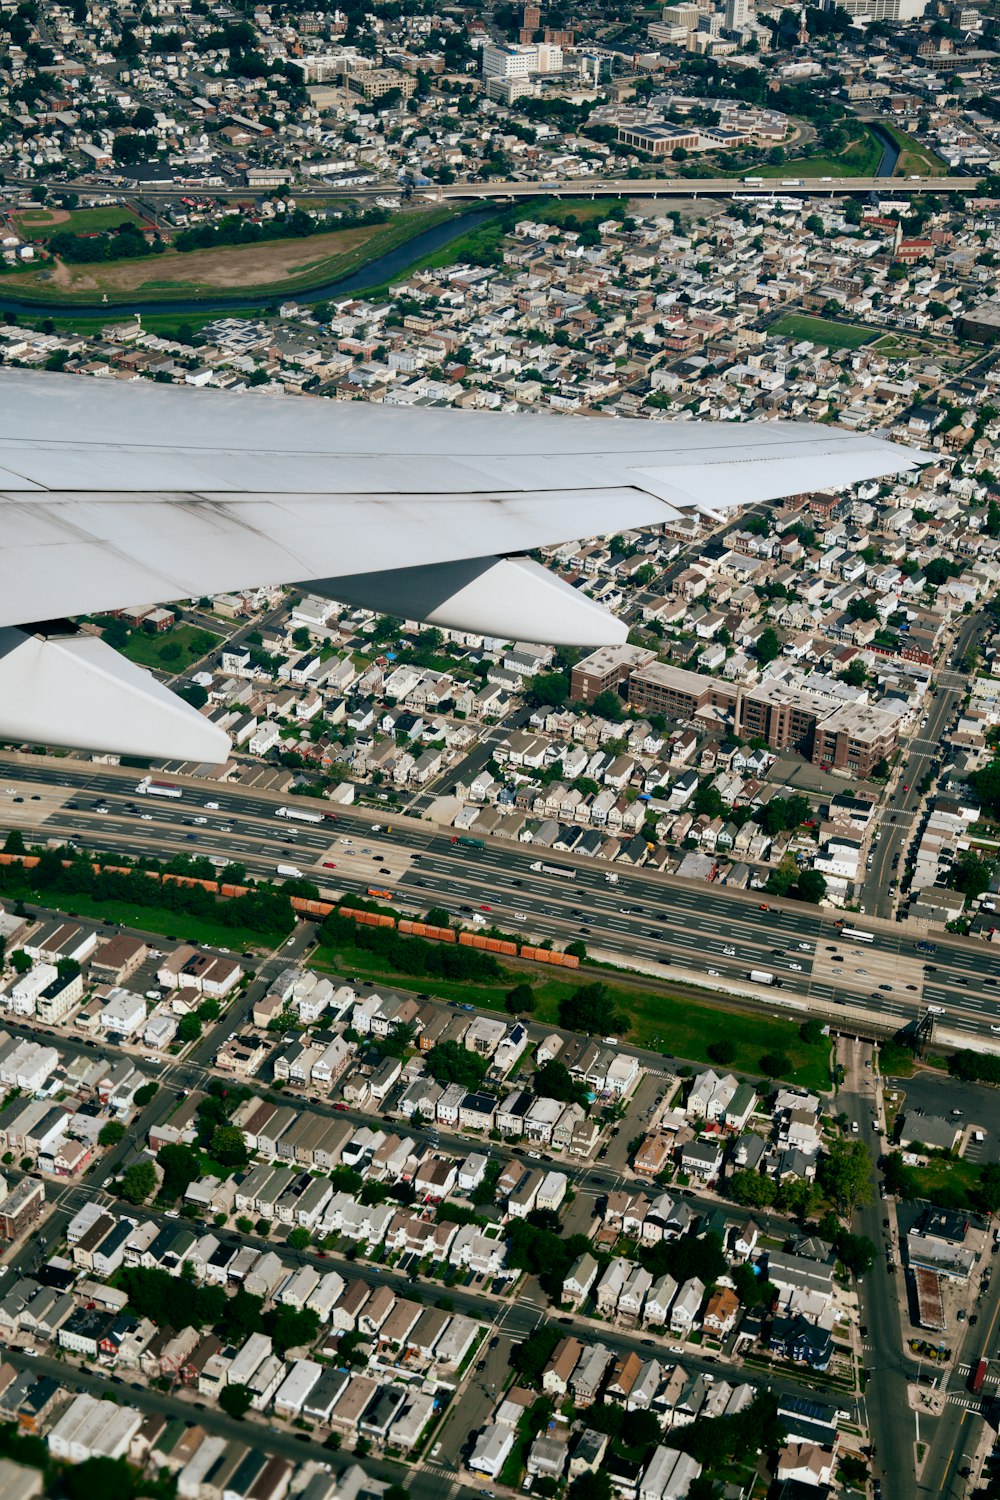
<box><xmin>315</xmin><ymin>916</ymin><xmax>831</xmax><ymax>1090</ymax></box>
<box><xmin>15</xmin><ymin>204</ymin><xmax>146</xmax><ymax>238</ymax></box>
<box><xmin>2</xmin><ymin>204</ymin><xmax>457</xmax><ymax>306</ymax></box>
<box><xmin>756</xmin><ymin>123</ymin><xmax>884</xmax><ymax>179</ymax></box>
<box><xmin>879</xmin><ymin>122</ymin><xmax>948</xmax><ymax>177</ymax></box>
<box><xmin>121</xmin><ymin>622</ymin><xmax>221</xmax><ymax>673</ymax></box>
<box><xmin>770</xmin><ymin>313</ymin><xmax>876</xmax><ymax>350</ymax></box>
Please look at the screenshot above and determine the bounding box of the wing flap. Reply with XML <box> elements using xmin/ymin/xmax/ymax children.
<box><xmin>0</xmin><ymin>487</ymin><xmax>667</xmax><ymax>628</ymax></box>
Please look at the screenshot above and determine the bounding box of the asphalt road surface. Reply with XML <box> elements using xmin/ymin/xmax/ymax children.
<box><xmin>1</xmin><ymin>754</ymin><xmax>998</xmax><ymax>1048</ymax></box>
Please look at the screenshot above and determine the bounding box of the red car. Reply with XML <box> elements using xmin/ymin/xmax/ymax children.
<box><xmin>333</xmin><ymin>1102</ymin><xmax>349</xmax><ymax>1112</ymax></box>
<box><xmin>758</xmin><ymin>903</ymin><xmax>769</xmax><ymax>912</ymax></box>
<box><xmin>903</xmin><ymin>783</ymin><xmax>909</xmax><ymax>792</ymax></box>
<box><xmin>480</xmin><ymin>904</ymin><xmax>492</xmax><ymax>912</ymax></box>
<box><xmin>322</xmin><ymin>861</ymin><xmax>337</xmax><ymax>869</ymax></box>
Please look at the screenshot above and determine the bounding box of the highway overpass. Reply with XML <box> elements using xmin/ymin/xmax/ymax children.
<box><xmin>423</xmin><ymin>173</ymin><xmax>978</xmax><ymax>201</ymax></box>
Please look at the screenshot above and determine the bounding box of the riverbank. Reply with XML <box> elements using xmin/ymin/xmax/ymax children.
<box><xmin>0</xmin><ymin>196</ymin><xmax>626</xmax><ymax>325</ymax></box>
<box><xmin>0</xmin><ymin>202</ymin><xmax>465</xmax><ymax>313</ymax></box>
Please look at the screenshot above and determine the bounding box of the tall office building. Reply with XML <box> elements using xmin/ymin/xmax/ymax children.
<box><xmin>724</xmin><ymin>0</ymin><xmax>752</xmax><ymax>29</ymax></box>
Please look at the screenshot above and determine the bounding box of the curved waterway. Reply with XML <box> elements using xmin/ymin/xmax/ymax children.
<box><xmin>0</xmin><ymin>207</ymin><xmax>497</xmax><ymax>318</ymax></box>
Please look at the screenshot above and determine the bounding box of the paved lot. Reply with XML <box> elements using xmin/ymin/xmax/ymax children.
<box><xmin>888</xmin><ymin>1070</ymin><xmax>1000</xmax><ymax>1154</ymax></box>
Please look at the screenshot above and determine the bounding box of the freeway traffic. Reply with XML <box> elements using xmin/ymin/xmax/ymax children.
<box><xmin>422</xmin><ymin>173</ymin><xmax>978</xmax><ymax>201</ymax></box>
<box><xmin>0</xmin><ymin>753</ymin><xmax>998</xmax><ymax>1046</ymax></box>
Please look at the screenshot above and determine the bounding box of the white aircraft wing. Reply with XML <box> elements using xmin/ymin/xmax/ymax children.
<box><xmin>0</xmin><ymin>369</ymin><xmax>925</xmax><ymax>762</ymax></box>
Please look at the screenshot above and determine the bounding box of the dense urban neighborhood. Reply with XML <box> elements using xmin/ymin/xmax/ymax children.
<box><xmin>4</xmin><ymin>0</ymin><xmax>1000</xmax><ymax>1498</ymax></box>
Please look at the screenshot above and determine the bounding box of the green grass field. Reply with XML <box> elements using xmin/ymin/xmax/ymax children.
<box><xmin>3</xmin><ymin>205</ymin><xmax>459</xmax><ymax>307</ymax></box>
<box><xmin>900</xmin><ymin>1156</ymin><xmax>984</xmax><ymax>1210</ymax></box>
<box><xmin>123</xmin><ymin>623</ymin><xmax>221</xmax><ymax>673</ymax></box>
<box><xmin>17</xmin><ymin>205</ymin><xmax>146</xmax><ymax>238</ymax></box>
<box><xmin>314</xmin><ymin>935</ymin><xmax>831</xmax><ymax>1090</ymax></box>
<box><xmin>879</xmin><ymin>122</ymin><xmax>948</xmax><ymax>178</ymax></box>
<box><xmin>757</xmin><ymin>125</ymin><xmax>884</xmax><ymax>180</ymax></box>
<box><xmin>8</xmin><ymin>888</ymin><xmax>270</xmax><ymax>951</ymax></box>
<box><xmin>770</xmin><ymin>313</ymin><xmax>876</xmax><ymax>350</ymax></box>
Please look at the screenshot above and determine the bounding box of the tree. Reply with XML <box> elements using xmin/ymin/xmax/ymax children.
<box><xmin>2</xmin><ymin>829</ymin><xmax>25</xmax><ymax>856</ymax></box>
<box><xmin>593</xmin><ymin>689</ymin><xmax>624</xmax><ymax>721</ymax></box>
<box><xmin>799</xmin><ymin>1018</ymin><xmax>825</xmax><ymax>1046</ymax></box>
<box><xmin>158</xmin><ymin>1142</ymin><xmax>201</xmax><ymax>1201</ymax></box>
<box><xmin>568</xmin><ymin>1474</ymin><xmax>612</xmax><ymax>1500</ymax></box>
<box><xmin>693</xmin><ymin>780</ymin><xmax>726</xmax><ymax>820</ymax></box>
<box><xmin>266</xmin><ymin>1303</ymin><xmax>320</xmax><ymax>1356</ymax></box>
<box><xmin>707</xmin><ymin>1039</ymin><xmax>736</xmax><ymax>1065</ymax></box>
<box><xmin>121</xmin><ymin>1159</ymin><xmax>157</xmax><ymax>1204</ymax></box>
<box><xmin>758</xmin><ymin>1052</ymin><xmax>791</xmax><ymax>1079</ymax></box>
<box><xmin>62</xmin><ymin>1457</ymin><xmax>135</xmax><ymax>1500</ymax></box>
<box><xmin>287</xmin><ymin>1226</ymin><xmax>311</xmax><ymax>1250</ymax></box>
<box><xmin>728</xmin><ymin>1169</ymin><xmax>776</xmax><ymax>1208</ymax></box>
<box><xmin>178</xmin><ymin>683</ymin><xmax>209</xmax><ymax>710</ymax></box>
<box><xmin>756</xmin><ymin>626</ymin><xmax>782</xmax><ymax>665</ymax></box>
<box><xmin>952</xmin><ymin>852</ymin><xmax>993</xmax><ymax>899</ymax></box>
<box><xmin>839</xmin><ymin>659</ymin><xmax>868</xmax><ymax>687</ymax></box>
<box><xmin>978</xmin><ymin>1163</ymin><xmax>1000</xmax><ymax>1214</ymax></box>
<box><xmin>820</xmin><ymin>1138</ymin><xmax>873</xmax><ymax>1215</ymax></box>
<box><xmin>558</xmin><ymin>982</ymin><xmax>624</xmax><ymax>1036</ymax></box>
<box><xmin>98</xmin><ymin>1120</ymin><xmax>126</xmax><ymax>1148</ymax></box>
<box><xmin>220</xmin><ymin>1382</ymin><xmax>253</xmax><ymax>1419</ymax></box>
<box><xmin>796</xmin><ymin>869</ymin><xmax>827</xmax><ymax>905</ymax></box>
<box><xmin>426</xmin><ymin>1040</ymin><xmax>487</xmax><ymax>1089</ymax></box>
<box><xmin>211</xmin><ymin>1124</ymin><xmax>248</xmax><ymax>1168</ymax></box>
<box><xmin>9</xmin><ymin>949</ymin><xmax>32</xmax><ymax>975</ymax></box>
<box><xmin>510</xmin><ymin>1324</ymin><xmax>561</xmax><ymax>1386</ymax></box>
<box><xmin>535</xmin><ymin>1059</ymin><xmax>588</xmax><ymax>1107</ymax></box>
<box><xmin>133</xmin><ymin>1081</ymin><xmax>158</xmax><ymax>1107</ymax></box>
<box><xmin>529</xmin><ymin>670</ymin><xmax>569</xmax><ymax>707</ymax></box>
<box><xmin>177</xmin><ymin>1013</ymin><xmax>202</xmax><ymax>1043</ymax></box>
<box><xmin>505</xmin><ymin>983</ymin><xmax>536</xmax><ymax>1015</ymax></box>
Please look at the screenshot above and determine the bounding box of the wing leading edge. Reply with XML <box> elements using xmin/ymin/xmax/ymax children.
<box><xmin>0</xmin><ymin>370</ymin><xmax>926</xmax><ymax>762</ymax></box>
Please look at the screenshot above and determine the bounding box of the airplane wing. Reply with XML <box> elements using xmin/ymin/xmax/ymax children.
<box><xmin>0</xmin><ymin>369</ymin><xmax>925</xmax><ymax>763</ymax></box>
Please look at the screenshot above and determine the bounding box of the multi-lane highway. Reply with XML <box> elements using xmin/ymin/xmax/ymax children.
<box><xmin>0</xmin><ymin>752</ymin><xmax>998</xmax><ymax>1047</ymax></box>
<box><xmin>421</xmin><ymin>174</ymin><xmax>977</xmax><ymax>201</ymax></box>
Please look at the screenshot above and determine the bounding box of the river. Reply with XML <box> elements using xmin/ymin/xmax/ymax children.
<box><xmin>869</xmin><ymin>122</ymin><xmax>902</xmax><ymax>179</ymax></box>
<box><xmin>0</xmin><ymin>207</ymin><xmax>498</xmax><ymax>320</ymax></box>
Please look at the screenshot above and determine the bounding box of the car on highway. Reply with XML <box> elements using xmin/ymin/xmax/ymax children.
<box><xmin>723</xmin><ymin>945</ymin><xmax>735</xmax><ymax>956</ymax></box>
<box><xmin>707</xmin><ymin>968</ymin><xmax>720</xmax><ymax>976</ymax></box>
<box><xmin>758</xmin><ymin>903</ymin><xmax>769</xmax><ymax>911</ymax></box>
<box><xmin>788</xmin><ymin>961</ymin><xmax>803</xmax><ymax>971</ymax></box>
<box><xmin>878</xmin><ymin>984</ymin><xmax>891</xmax><ymax>992</ymax></box>
<box><xmin>323</xmin><ymin>862</ymin><xmax>337</xmax><ymax>869</ymax></box>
